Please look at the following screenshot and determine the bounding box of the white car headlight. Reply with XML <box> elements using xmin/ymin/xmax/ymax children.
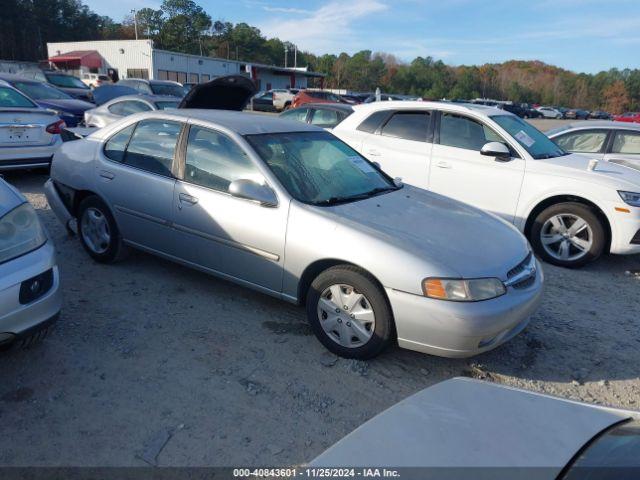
<box><xmin>423</xmin><ymin>277</ymin><xmax>506</xmax><ymax>302</ymax></box>
<box><xmin>0</xmin><ymin>203</ymin><xmax>47</xmax><ymax>264</ymax></box>
<box><xmin>618</xmin><ymin>191</ymin><xmax>640</xmax><ymax>207</ymax></box>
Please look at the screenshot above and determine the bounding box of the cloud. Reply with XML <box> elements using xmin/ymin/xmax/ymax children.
<box><xmin>262</xmin><ymin>6</ymin><xmax>311</xmax><ymax>14</ymax></box>
<box><xmin>258</xmin><ymin>0</ymin><xmax>388</xmax><ymax>53</ymax></box>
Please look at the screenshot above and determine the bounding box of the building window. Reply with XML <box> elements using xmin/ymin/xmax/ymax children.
<box><xmin>266</xmin><ymin>82</ymin><xmax>272</xmax><ymax>91</ymax></box>
<box><xmin>127</xmin><ymin>68</ymin><xmax>149</xmax><ymax>79</ymax></box>
<box><xmin>189</xmin><ymin>73</ymin><xmax>198</xmax><ymax>84</ymax></box>
<box><xmin>167</xmin><ymin>71</ymin><xmax>178</xmax><ymax>82</ymax></box>
<box><xmin>157</xmin><ymin>70</ymin><xmax>168</xmax><ymax>80</ymax></box>
<box><xmin>201</xmin><ymin>74</ymin><xmax>210</xmax><ymax>83</ymax></box>
<box><xmin>177</xmin><ymin>72</ymin><xmax>187</xmax><ymax>84</ymax></box>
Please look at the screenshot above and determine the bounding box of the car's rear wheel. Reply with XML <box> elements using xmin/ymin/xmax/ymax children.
<box><xmin>530</xmin><ymin>202</ymin><xmax>605</xmax><ymax>268</ymax></box>
<box><xmin>78</xmin><ymin>196</ymin><xmax>127</xmax><ymax>263</ymax></box>
<box><xmin>306</xmin><ymin>266</ymin><xmax>393</xmax><ymax>359</ymax></box>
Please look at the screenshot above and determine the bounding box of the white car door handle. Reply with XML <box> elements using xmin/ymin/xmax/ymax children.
<box><xmin>436</xmin><ymin>161</ymin><xmax>451</xmax><ymax>169</ymax></box>
<box><xmin>367</xmin><ymin>149</ymin><xmax>381</xmax><ymax>156</ymax></box>
<box><xmin>99</xmin><ymin>170</ymin><xmax>115</xmax><ymax>180</ymax></box>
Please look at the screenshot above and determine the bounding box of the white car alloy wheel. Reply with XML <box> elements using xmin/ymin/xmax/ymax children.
<box><xmin>540</xmin><ymin>214</ymin><xmax>593</xmax><ymax>262</ymax></box>
<box><xmin>81</xmin><ymin>207</ymin><xmax>112</xmax><ymax>254</ymax></box>
<box><xmin>317</xmin><ymin>284</ymin><xmax>376</xmax><ymax>348</ymax></box>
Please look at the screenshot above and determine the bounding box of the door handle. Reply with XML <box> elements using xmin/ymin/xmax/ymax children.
<box><xmin>99</xmin><ymin>170</ymin><xmax>115</xmax><ymax>180</ymax></box>
<box><xmin>367</xmin><ymin>149</ymin><xmax>381</xmax><ymax>157</ymax></box>
<box><xmin>436</xmin><ymin>161</ymin><xmax>452</xmax><ymax>169</ymax></box>
<box><xmin>178</xmin><ymin>193</ymin><xmax>198</xmax><ymax>205</ymax></box>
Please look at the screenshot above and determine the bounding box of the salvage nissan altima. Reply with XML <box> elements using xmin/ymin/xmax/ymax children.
<box><xmin>44</xmin><ymin>108</ymin><xmax>543</xmax><ymax>359</ymax></box>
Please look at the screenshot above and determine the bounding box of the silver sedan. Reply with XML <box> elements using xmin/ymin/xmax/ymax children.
<box><xmin>84</xmin><ymin>94</ymin><xmax>180</xmax><ymax>128</ymax></box>
<box><xmin>45</xmin><ymin>110</ymin><xmax>543</xmax><ymax>359</ymax></box>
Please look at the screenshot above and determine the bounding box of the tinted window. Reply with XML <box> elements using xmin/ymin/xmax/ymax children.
<box><xmin>124</xmin><ymin>120</ymin><xmax>181</xmax><ymax>176</ymax></box>
<box><xmin>108</xmin><ymin>101</ymin><xmax>152</xmax><ymax>116</ymax></box>
<box><xmin>357</xmin><ymin>110</ymin><xmax>391</xmax><ymax>133</ymax></box>
<box><xmin>150</xmin><ymin>83</ymin><xmax>184</xmax><ymax>97</ymax></box>
<box><xmin>310</xmin><ymin>109</ymin><xmax>341</xmax><ymax>128</ymax></box>
<box><xmin>554</xmin><ymin>130</ymin><xmax>608</xmax><ymax>153</ymax></box>
<box><xmin>104</xmin><ymin>124</ymin><xmax>136</xmax><ymax>162</ymax></box>
<box><xmin>46</xmin><ymin>74</ymin><xmax>89</xmax><ymax>89</ymax></box>
<box><xmin>612</xmin><ymin>131</ymin><xmax>640</xmax><ymax>154</ymax></box>
<box><xmin>280</xmin><ymin>108</ymin><xmax>309</xmax><ymax>123</ymax></box>
<box><xmin>185</xmin><ymin>126</ymin><xmax>260</xmax><ymax>192</ymax></box>
<box><xmin>0</xmin><ymin>87</ymin><xmax>36</xmax><ymax>108</ymax></box>
<box><xmin>12</xmin><ymin>81</ymin><xmax>71</xmax><ymax>100</ymax></box>
<box><xmin>381</xmin><ymin>112</ymin><xmax>430</xmax><ymax>142</ymax></box>
<box><xmin>439</xmin><ymin>113</ymin><xmax>494</xmax><ymax>150</ymax></box>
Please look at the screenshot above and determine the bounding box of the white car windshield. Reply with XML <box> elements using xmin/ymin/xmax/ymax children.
<box><xmin>246</xmin><ymin>131</ymin><xmax>399</xmax><ymax>205</ymax></box>
<box><xmin>492</xmin><ymin>114</ymin><xmax>568</xmax><ymax>159</ymax></box>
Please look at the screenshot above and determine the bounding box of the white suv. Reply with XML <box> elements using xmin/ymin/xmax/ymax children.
<box><xmin>333</xmin><ymin>101</ymin><xmax>640</xmax><ymax>268</ymax></box>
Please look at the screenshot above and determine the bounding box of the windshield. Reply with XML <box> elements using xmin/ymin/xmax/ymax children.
<box><xmin>491</xmin><ymin>114</ymin><xmax>568</xmax><ymax>159</ymax></box>
<box><xmin>0</xmin><ymin>86</ymin><xmax>37</xmax><ymax>108</ymax></box>
<box><xmin>154</xmin><ymin>101</ymin><xmax>179</xmax><ymax>110</ymax></box>
<box><xmin>245</xmin><ymin>131</ymin><xmax>398</xmax><ymax>205</ymax></box>
<box><xmin>150</xmin><ymin>83</ymin><xmax>185</xmax><ymax>97</ymax></box>
<box><xmin>46</xmin><ymin>74</ymin><xmax>89</xmax><ymax>89</ymax></box>
<box><xmin>13</xmin><ymin>81</ymin><xmax>72</xmax><ymax>100</ymax></box>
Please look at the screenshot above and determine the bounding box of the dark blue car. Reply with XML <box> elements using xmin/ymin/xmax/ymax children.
<box><xmin>0</xmin><ymin>74</ymin><xmax>94</xmax><ymax>127</ymax></box>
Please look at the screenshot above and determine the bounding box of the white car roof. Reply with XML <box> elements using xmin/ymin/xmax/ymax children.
<box><xmin>351</xmin><ymin>100</ymin><xmax>506</xmax><ymax>117</ymax></box>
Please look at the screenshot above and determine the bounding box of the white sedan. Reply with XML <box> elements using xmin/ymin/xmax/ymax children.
<box><xmin>332</xmin><ymin>101</ymin><xmax>640</xmax><ymax>268</ymax></box>
<box><xmin>536</xmin><ymin>106</ymin><xmax>563</xmax><ymax>119</ymax></box>
<box><xmin>0</xmin><ymin>80</ymin><xmax>64</xmax><ymax>170</ymax></box>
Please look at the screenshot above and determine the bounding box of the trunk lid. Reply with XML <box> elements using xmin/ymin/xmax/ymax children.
<box><xmin>178</xmin><ymin>75</ymin><xmax>256</xmax><ymax>111</ymax></box>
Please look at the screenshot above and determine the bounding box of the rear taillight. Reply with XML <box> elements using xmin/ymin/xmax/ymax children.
<box><xmin>46</xmin><ymin>119</ymin><xmax>66</xmax><ymax>135</ymax></box>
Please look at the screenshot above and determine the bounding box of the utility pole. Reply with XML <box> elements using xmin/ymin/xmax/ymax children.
<box><xmin>284</xmin><ymin>44</ymin><xmax>288</xmax><ymax>68</ymax></box>
<box><xmin>131</xmin><ymin>9</ymin><xmax>138</xmax><ymax>40</ymax></box>
<box><xmin>294</xmin><ymin>45</ymin><xmax>297</xmax><ymax>69</ymax></box>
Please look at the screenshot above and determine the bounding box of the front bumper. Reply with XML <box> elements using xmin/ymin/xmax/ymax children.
<box><xmin>44</xmin><ymin>178</ymin><xmax>77</xmax><ymax>233</ymax></box>
<box><xmin>0</xmin><ymin>241</ymin><xmax>62</xmax><ymax>339</ymax></box>
<box><xmin>606</xmin><ymin>202</ymin><xmax>640</xmax><ymax>255</ymax></box>
<box><xmin>388</xmin><ymin>259</ymin><xmax>544</xmax><ymax>358</ymax></box>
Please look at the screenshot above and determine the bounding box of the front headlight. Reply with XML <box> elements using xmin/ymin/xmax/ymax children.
<box><xmin>0</xmin><ymin>203</ymin><xmax>47</xmax><ymax>264</ymax></box>
<box><xmin>422</xmin><ymin>277</ymin><xmax>506</xmax><ymax>302</ymax></box>
<box><xmin>618</xmin><ymin>191</ymin><xmax>640</xmax><ymax>207</ymax></box>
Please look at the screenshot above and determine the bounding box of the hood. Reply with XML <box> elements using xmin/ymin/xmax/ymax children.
<box><xmin>178</xmin><ymin>75</ymin><xmax>256</xmax><ymax>110</ymax></box>
<box><xmin>36</xmin><ymin>98</ymin><xmax>94</xmax><ymax>113</ymax></box>
<box><xmin>312</xmin><ymin>378</ymin><xmax>635</xmax><ymax>477</ymax></box>
<box><xmin>325</xmin><ymin>185</ymin><xmax>529</xmax><ymax>279</ymax></box>
<box><xmin>530</xmin><ymin>153</ymin><xmax>640</xmax><ymax>190</ymax></box>
<box><xmin>0</xmin><ymin>178</ymin><xmax>25</xmax><ymax>217</ymax></box>
<box><xmin>92</xmin><ymin>85</ymin><xmax>138</xmax><ymax>106</ymax></box>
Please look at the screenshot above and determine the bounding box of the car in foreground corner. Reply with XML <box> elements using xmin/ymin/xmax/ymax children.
<box><xmin>44</xmin><ymin>81</ymin><xmax>542</xmax><ymax>359</ymax></box>
<box><xmin>0</xmin><ymin>81</ymin><xmax>65</xmax><ymax>170</ymax></box>
<box><xmin>279</xmin><ymin>103</ymin><xmax>354</xmax><ymax>129</ymax></box>
<box><xmin>312</xmin><ymin>378</ymin><xmax>640</xmax><ymax>479</ymax></box>
<box><xmin>547</xmin><ymin>121</ymin><xmax>640</xmax><ymax>169</ymax></box>
<box><xmin>0</xmin><ymin>177</ymin><xmax>61</xmax><ymax>349</ymax></box>
<box><xmin>332</xmin><ymin>101</ymin><xmax>640</xmax><ymax>268</ymax></box>
<box><xmin>83</xmin><ymin>94</ymin><xmax>180</xmax><ymax>128</ymax></box>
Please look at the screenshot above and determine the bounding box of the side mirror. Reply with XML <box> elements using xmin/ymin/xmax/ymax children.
<box><xmin>480</xmin><ymin>142</ymin><xmax>511</xmax><ymax>160</ymax></box>
<box><xmin>229</xmin><ymin>179</ymin><xmax>278</xmax><ymax>207</ymax></box>
<box><xmin>393</xmin><ymin>177</ymin><xmax>403</xmax><ymax>187</ymax></box>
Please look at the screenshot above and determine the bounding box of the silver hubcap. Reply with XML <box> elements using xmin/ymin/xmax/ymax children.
<box><xmin>317</xmin><ymin>284</ymin><xmax>375</xmax><ymax>348</ymax></box>
<box><xmin>541</xmin><ymin>214</ymin><xmax>592</xmax><ymax>262</ymax></box>
<box><xmin>81</xmin><ymin>207</ymin><xmax>111</xmax><ymax>254</ymax></box>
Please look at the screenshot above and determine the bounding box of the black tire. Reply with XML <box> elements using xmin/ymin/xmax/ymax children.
<box><xmin>306</xmin><ymin>265</ymin><xmax>393</xmax><ymax>359</ymax></box>
<box><xmin>530</xmin><ymin>202</ymin><xmax>605</xmax><ymax>268</ymax></box>
<box><xmin>77</xmin><ymin>195</ymin><xmax>127</xmax><ymax>263</ymax></box>
<box><xmin>284</xmin><ymin>102</ymin><xmax>291</xmax><ymax>110</ymax></box>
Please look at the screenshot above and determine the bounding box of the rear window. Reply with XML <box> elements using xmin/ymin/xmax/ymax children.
<box><xmin>46</xmin><ymin>74</ymin><xmax>89</xmax><ymax>89</ymax></box>
<box><xmin>0</xmin><ymin>87</ymin><xmax>37</xmax><ymax>108</ymax></box>
<box><xmin>150</xmin><ymin>83</ymin><xmax>185</xmax><ymax>97</ymax></box>
<box><xmin>380</xmin><ymin>111</ymin><xmax>430</xmax><ymax>142</ymax></box>
<box><xmin>357</xmin><ymin>110</ymin><xmax>391</xmax><ymax>133</ymax></box>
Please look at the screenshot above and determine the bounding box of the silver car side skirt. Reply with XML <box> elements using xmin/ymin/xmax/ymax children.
<box><xmin>115</xmin><ymin>205</ymin><xmax>280</xmax><ymax>262</ymax></box>
<box><xmin>122</xmin><ymin>239</ymin><xmax>297</xmax><ymax>304</ymax></box>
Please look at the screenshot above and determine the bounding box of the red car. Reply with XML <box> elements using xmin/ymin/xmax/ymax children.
<box><xmin>614</xmin><ymin>112</ymin><xmax>640</xmax><ymax>123</ymax></box>
<box><xmin>291</xmin><ymin>90</ymin><xmax>344</xmax><ymax>108</ymax></box>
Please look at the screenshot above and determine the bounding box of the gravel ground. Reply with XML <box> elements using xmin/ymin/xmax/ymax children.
<box><xmin>1</xmin><ymin>169</ymin><xmax>639</xmax><ymax>468</ymax></box>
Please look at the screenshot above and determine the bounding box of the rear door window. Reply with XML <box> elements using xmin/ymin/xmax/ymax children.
<box><xmin>310</xmin><ymin>109</ymin><xmax>340</xmax><ymax>128</ymax></box>
<box><xmin>123</xmin><ymin>120</ymin><xmax>181</xmax><ymax>176</ymax></box>
<box><xmin>380</xmin><ymin>111</ymin><xmax>430</xmax><ymax>142</ymax></box>
<box><xmin>104</xmin><ymin>124</ymin><xmax>136</xmax><ymax>162</ymax></box>
<box><xmin>357</xmin><ymin>110</ymin><xmax>391</xmax><ymax>133</ymax></box>
<box><xmin>280</xmin><ymin>108</ymin><xmax>310</xmax><ymax>123</ymax></box>
<box><xmin>612</xmin><ymin>131</ymin><xmax>640</xmax><ymax>154</ymax></box>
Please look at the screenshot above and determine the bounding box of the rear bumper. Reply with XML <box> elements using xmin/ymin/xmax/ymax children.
<box><xmin>0</xmin><ymin>242</ymin><xmax>62</xmax><ymax>337</ymax></box>
<box><xmin>388</xmin><ymin>259</ymin><xmax>544</xmax><ymax>358</ymax></box>
<box><xmin>0</xmin><ymin>139</ymin><xmax>60</xmax><ymax>170</ymax></box>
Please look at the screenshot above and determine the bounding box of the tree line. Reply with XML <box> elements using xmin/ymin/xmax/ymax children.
<box><xmin>2</xmin><ymin>0</ymin><xmax>639</xmax><ymax>113</ymax></box>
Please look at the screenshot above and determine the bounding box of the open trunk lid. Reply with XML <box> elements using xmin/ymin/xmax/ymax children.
<box><xmin>178</xmin><ymin>75</ymin><xmax>256</xmax><ymax>110</ymax></box>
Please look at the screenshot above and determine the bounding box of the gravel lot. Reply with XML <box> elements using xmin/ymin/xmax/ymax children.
<box><xmin>1</xmin><ymin>131</ymin><xmax>639</xmax><ymax>466</ymax></box>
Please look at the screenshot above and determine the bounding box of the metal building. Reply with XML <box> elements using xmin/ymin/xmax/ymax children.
<box><xmin>46</xmin><ymin>40</ymin><xmax>324</xmax><ymax>90</ymax></box>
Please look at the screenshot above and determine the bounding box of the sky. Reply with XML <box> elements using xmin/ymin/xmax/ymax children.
<box><xmin>83</xmin><ymin>0</ymin><xmax>640</xmax><ymax>74</ymax></box>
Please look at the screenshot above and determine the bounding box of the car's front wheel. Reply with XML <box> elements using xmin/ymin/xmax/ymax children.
<box><xmin>78</xmin><ymin>196</ymin><xmax>127</xmax><ymax>263</ymax></box>
<box><xmin>530</xmin><ymin>202</ymin><xmax>605</xmax><ymax>268</ymax></box>
<box><xmin>306</xmin><ymin>265</ymin><xmax>393</xmax><ymax>359</ymax></box>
